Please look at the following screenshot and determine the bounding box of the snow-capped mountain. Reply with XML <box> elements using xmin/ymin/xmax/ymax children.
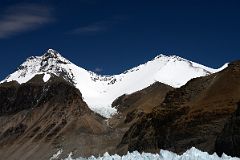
<box><xmin>0</xmin><ymin>49</ymin><xmax>227</xmax><ymax>118</ymax></box>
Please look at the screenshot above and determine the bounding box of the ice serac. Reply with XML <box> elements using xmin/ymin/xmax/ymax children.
<box><xmin>0</xmin><ymin>49</ymin><xmax>227</xmax><ymax>118</ymax></box>
<box><xmin>63</xmin><ymin>147</ymin><xmax>240</xmax><ymax>160</ymax></box>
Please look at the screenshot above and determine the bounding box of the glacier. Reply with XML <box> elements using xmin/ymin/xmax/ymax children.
<box><xmin>50</xmin><ymin>147</ymin><xmax>240</xmax><ymax>160</ymax></box>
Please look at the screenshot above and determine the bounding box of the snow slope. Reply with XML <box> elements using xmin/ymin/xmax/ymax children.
<box><xmin>59</xmin><ymin>147</ymin><xmax>240</xmax><ymax>160</ymax></box>
<box><xmin>1</xmin><ymin>49</ymin><xmax>227</xmax><ymax>118</ymax></box>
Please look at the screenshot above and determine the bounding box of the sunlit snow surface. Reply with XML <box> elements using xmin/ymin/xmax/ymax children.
<box><xmin>43</xmin><ymin>73</ymin><xmax>51</xmax><ymax>82</ymax></box>
<box><xmin>50</xmin><ymin>149</ymin><xmax>63</xmax><ymax>160</ymax></box>
<box><xmin>1</xmin><ymin>49</ymin><xmax>228</xmax><ymax>118</ymax></box>
<box><xmin>55</xmin><ymin>147</ymin><xmax>240</xmax><ymax>160</ymax></box>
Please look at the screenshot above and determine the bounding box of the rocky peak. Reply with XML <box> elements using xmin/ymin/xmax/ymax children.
<box><xmin>41</xmin><ymin>49</ymin><xmax>70</xmax><ymax>64</ymax></box>
<box><xmin>153</xmin><ymin>54</ymin><xmax>185</xmax><ymax>61</ymax></box>
<box><xmin>43</xmin><ymin>49</ymin><xmax>61</xmax><ymax>59</ymax></box>
<box><xmin>1</xmin><ymin>49</ymin><xmax>74</xmax><ymax>85</ymax></box>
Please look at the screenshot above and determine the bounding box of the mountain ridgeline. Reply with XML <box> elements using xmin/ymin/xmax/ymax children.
<box><xmin>0</xmin><ymin>49</ymin><xmax>239</xmax><ymax>159</ymax></box>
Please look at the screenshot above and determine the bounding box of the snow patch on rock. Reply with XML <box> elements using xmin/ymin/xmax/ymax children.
<box><xmin>50</xmin><ymin>149</ymin><xmax>63</xmax><ymax>160</ymax></box>
<box><xmin>43</xmin><ymin>74</ymin><xmax>51</xmax><ymax>82</ymax></box>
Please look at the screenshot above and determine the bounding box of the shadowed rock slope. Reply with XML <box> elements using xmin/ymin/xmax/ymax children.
<box><xmin>0</xmin><ymin>74</ymin><xmax>174</xmax><ymax>159</ymax></box>
<box><xmin>215</xmin><ymin>101</ymin><xmax>240</xmax><ymax>157</ymax></box>
<box><xmin>110</xmin><ymin>82</ymin><xmax>174</xmax><ymax>126</ymax></box>
<box><xmin>109</xmin><ymin>82</ymin><xmax>174</xmax><ymax>154</ymax></box>
<box><xmin>0</xmin><ymin>75</ymin><xmax>114</xmax><ymax>160</ymax></box>
<box><xmin>119</xmin><ymin>61</ymin><xmax>240</xmax><ymax>156</ymax></box>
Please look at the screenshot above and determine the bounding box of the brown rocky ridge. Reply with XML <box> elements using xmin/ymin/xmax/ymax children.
<box><xmin>0</xmin><ymin>72</ymin><xmax>173</xmax><ymax>159</ymax></box>
<box><xmin>118</xmin><ymin>60</ymin><xmax>240</xmax><ymax>157</ymax></box>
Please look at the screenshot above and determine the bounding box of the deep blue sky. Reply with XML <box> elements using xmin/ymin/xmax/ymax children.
<box><xmin>0</xmin><ymin>0</ymin><xmax>239</xmax><ymax>79</ymax></box>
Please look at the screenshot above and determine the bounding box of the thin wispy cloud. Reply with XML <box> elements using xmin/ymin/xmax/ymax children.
<box><xmin>70</xmin><ymin>21</ymin><xmax>108</xmax><ymax>35</ymax></box>
<box><xmin>94</xmin><ymin>67</ymin><xmax>103</xmax><ymax>73</ymax></box>
<box><xmin>69</xmin><ymin>15</ymin><xmax>127</xmax><ymax>35</ymax></box>
<box><xmin>0</xmin><ymin>3</ymin><xmax>54</xmax><ymax>39</ymax></box>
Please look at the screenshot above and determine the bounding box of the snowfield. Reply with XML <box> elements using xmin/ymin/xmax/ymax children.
<box><xmin>53</xmin><ymin>147</ymin><xmax>240</xmax><ymax>160</ymax></box>
<box><xmin>1</xmin><ymin>49</ymin><xmax>228</xmax><ymax>118</ymax></box>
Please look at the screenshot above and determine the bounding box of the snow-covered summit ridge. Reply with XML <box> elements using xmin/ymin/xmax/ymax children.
<box><xmin>2</xmin><ymin>49</ymin><xmax>73</xmax><ymax>84</ymax></box>
<box><xmin>1</xmin><ymin>49</ymin><xmax>227</xmax><ymax>118</ymax></box>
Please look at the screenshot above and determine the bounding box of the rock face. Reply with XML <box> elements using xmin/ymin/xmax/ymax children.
<box><xmin>215</xmin><ymin>101</ymin><xmax>240</xmax><ymax>157</ymax></box>
<box><xmin>0</xmin><ymin>75</ymin><xmax>113</xmax><ymax>160</ymax></box>
<box><xmin>109</xmin><ymin>82</ymin><xmax>174</xmax><ymax>154</ymax></box>
<box><xmin>0</xmin><ymin>74</ymin><xmax>174</xmax><ymax>159</ymax></box>
<box><xmin>111</xmin><ymin>82</ymin><xmax>173</xmax><ymax>124</ymax></box>
<box><xmin>0</xmin><ymin>71</ymin><xmax>174</xmax><ymax>160</ymax></box>
<box><xmin>119</xmin><ymin>61</ymin><xmax>240</xmax><ymax>155</ymax></box>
